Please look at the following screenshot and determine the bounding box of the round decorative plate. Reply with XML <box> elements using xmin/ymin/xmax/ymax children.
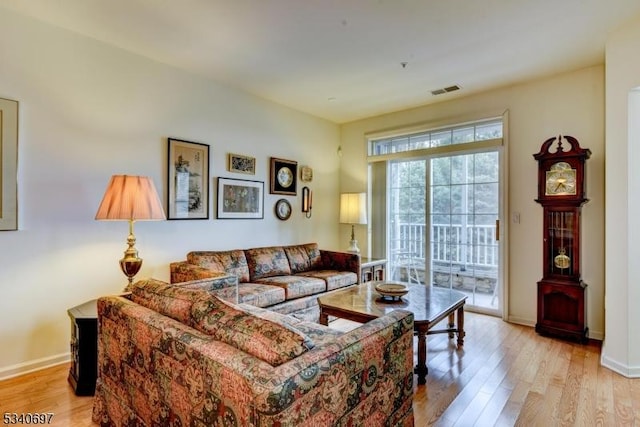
<box><xmin>375</xmin><ymin>282</ymin><xmax>409</xmax><ymax>300</ymax></box>
<box><xmin>275</xmin><ymin>198</ymin><xmax>292</xmax><ymax>220</ymax></box>
<box><xmin>277</xmin><ymin>167</ymin><xmax>294</xmax><ymax>188</ymax></box>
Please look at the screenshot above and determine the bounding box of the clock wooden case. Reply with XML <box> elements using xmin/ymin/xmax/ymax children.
<box><xmin>533</xmin><ymin>135</ymin><xmax>591</xmax><ymax>343</ymax></box>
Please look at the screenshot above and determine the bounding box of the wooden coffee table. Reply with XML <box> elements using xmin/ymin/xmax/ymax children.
<box><xmin>318</xmin><ymin>281</ymin><xmax>467</xmax><ymax>385</ymax></box>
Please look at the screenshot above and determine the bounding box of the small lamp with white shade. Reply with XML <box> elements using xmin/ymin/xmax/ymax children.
<box><xmin>339</xmin><ymin>192</ymin><xmax>367</xmax><ymax>253</ymax></box>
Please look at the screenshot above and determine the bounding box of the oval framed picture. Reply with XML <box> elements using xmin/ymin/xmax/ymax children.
<box><xmin>275</xmin><ymin>198</ymin><xmax>292</xmax><ymax>220</ymax></box>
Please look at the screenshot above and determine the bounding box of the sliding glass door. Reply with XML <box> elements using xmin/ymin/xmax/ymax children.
<box><xmin>387</xmin><ymin>149</ymin><xmax>501</xmax><ymax>313</ymax></box>
<box><xmin>430</xmin><ymin>151</ymin><xmax>500</xmax><ymax>312</ymax></box>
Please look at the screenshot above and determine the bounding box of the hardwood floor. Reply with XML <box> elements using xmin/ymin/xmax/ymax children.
<box><xmin>0</xmin><ymin>365</ymin><xmax>93</xmax><ymax>426</ymax></box>
<box><xmin>1</xmin><ymin>312</ymin><xmax>638</xmax><ymax>426</ymax></box>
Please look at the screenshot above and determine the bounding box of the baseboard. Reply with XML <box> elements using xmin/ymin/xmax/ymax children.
<box><xmin>0</xmin><ymin>353</ymin><xmax>70</xmax><ymax>381</ymax></box>
<box><xmin>506</xmin><ymin>316</ymin><xmax>604</xmax><ymax>341</ymax></box>
<box><xmin>506</xmin><ymin>315</ymin><xmax>535</xmax><ymax>327</ymax></box>
<box><xmin>587</xmin><ymin>330</ymin><xmax>604</xmax><ymax>341</ymax></box>
<box><xmin>600</xmin><ymin>355</ymin><xmax>640</xmax><ymax>378</ymax></box>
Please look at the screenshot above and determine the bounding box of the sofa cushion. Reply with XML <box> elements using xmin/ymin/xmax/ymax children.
<box><xmin>236</xmin><ymin>304</ymin><xmax>343</xmax><ymax>346</ymax></box>
<box><xmin>255</xmin><ymin>275</ymin><xmax>326</xmax><ymax>300</ymax></box>
<box><xmin>236</xmin><ymin>302</ymin><xmax>303</xmax><ymax>327</ymax></box>
<box><xmin>187</xmin><ymin>250</ymin><xmax>250</xmax><ymax>283</ymax></box>
<box><xmin>296</xmin><ymin>270</ymin><xmax>358</xmax><ymax>291</ymax></box>
<box><xmin>234</xmin><ymin>283</ymin><xmax>286</xmax><ymax>307</ymax></box>
<box><xmin>130</xmin><ymin>278</ymin><xmax>207</xmax><ymax>328</ymax></box>
<box><xmin>177</xmin><ymin>276</ymin><xmax>240</xmax><ymax>303</ymax></box>
<box><xmin>245</xmin><ymin>246</ymin><xmax>291</xmax><ymax>280</ymax></box>
<box><xmin>191</xmin><ymin>295</ymin><xmax>314</xmax><ymax>366</ymax></box>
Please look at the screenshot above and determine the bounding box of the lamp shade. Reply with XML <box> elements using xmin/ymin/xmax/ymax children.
<box><xmin>339</xmin><ymin>192</ymin><xmax>367</xmax><ymax>225</ymax></box>
<box><xmin>95</xmin><ymin>175</ymin><xmax>166</xmax><ymax>221</ymax></box>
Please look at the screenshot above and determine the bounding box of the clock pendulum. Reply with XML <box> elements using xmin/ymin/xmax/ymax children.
<box><xmin>553</xmin><ymin>212</ymin><xmax>570</xmax><ymax>270</ymax></box>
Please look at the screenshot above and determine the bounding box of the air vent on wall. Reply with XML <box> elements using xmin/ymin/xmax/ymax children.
<box><xmin>431</xmin><ymin>85</ymin><xmax>461</xmax><ymax>96</ymax></box>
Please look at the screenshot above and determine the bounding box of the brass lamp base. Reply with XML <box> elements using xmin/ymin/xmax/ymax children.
<box><xmin>120</xmin><ymin>220</ymin><xmax>143</xmax><ymax>292</ymax></box>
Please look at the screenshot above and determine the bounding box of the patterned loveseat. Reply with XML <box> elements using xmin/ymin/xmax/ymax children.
<box><xmin>170</xmin><ymin>243</ymin><xmax>360</xmax><ymax>321</ymax></box>
<box><xmin>92</xmin><ymin>279</ymin><xmax>415</xmax><ymax>426</ymax></box>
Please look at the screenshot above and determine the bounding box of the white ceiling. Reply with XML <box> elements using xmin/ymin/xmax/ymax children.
<box><xmin>3</xmin><ymin>0</ymin><xmax>640</xmax><ymax>123</ymax></box>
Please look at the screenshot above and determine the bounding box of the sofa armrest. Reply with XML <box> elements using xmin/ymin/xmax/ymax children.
<box><xmin>169</xmin><ymin>261</ymin><xmax>226</xmax><ymax>283</ymax></box>
<box><xmin>319</xmin><ymin>249</ymin><xmax>361</xmax><ymax>280</ymax></box>
<box><xmin>249</xmin><ymin>310</ymin><xmax>415</xmax><ymax>425</ymax></box>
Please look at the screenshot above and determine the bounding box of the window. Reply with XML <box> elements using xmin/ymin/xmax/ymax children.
<box><xmin>370</xmin><ymin>119</ymin><xmax>502</xmax><ymax>157</ymax></box>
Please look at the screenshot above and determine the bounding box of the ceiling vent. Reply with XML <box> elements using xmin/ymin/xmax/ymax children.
<box><xmin>431</xmin><ymin>85</ymin><xmax>461</xmax><ymax>96</ymax></box>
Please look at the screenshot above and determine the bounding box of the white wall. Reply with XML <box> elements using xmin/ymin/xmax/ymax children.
<box><xmin>602</xmin><ymin>14</ymin><xmax>640</xmax><ymax>377</ymax></box>
<box><xmin>340</xmin><ymin>66</ymin><xmax>605</xmax><ymax>336</ymax></box>
<box><xmin>0</xmin><ymin>8</ymin><xmax>341</xmax><ymax>377</ymax></box>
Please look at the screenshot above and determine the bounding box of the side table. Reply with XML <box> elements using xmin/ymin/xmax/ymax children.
<box><xmin>360</xmin><ymin>257</ymin><xmax>387</xmax><ymax>282</ymax></box>
<box><xmin>67</xmin><ymin>299</ymin><xmax>98</xmax><ymax>396</ymax></box>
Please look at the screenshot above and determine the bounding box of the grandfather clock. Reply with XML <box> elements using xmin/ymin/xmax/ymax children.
<box><xmin>533</xmin><ymin>135</ymin><xmax>590</xmax><ymax>343</ymax></box>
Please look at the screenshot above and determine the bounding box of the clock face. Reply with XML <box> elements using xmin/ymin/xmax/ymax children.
<box><xmin>545</xmin><ymin>162</ymin><xmax>577</xmax><ymax>196</ymax></box>
<box><xmin>277</xmin><ymin>167</ymin><xmax>294</xmax><ymax>188</ymax></box>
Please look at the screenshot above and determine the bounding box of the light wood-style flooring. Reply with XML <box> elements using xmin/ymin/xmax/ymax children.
<box><xmin>1</xmin><ymin>312</ymin><xmax>638</xmax><ymax>426</ymax></box>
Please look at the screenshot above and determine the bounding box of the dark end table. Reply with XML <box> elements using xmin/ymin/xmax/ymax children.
<box><xmin>67</xmin><ymin>299</ymin><xmax>98</xmax><ymax>396</ymax></box>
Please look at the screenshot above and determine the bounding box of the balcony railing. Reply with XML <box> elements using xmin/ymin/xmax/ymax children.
<box><xmin>390</xmin><ymin>223</ymin><xmax>499</xmax><ymax>306</ymax></box>
<box><xmin>391</xmin><ymin>223</ymin><xmax>498</xmax><ymax>269</ymax></box>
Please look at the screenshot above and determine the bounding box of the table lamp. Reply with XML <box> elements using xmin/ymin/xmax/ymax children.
<box><xmin>339</xmin><ymin>192</ymin><xmax>367</xmax><ymax>253</ymax></box>
<box><xmin>95</xmin><ymin>175</ymin><xmax>166</xmax><ymax>291</ymax></box>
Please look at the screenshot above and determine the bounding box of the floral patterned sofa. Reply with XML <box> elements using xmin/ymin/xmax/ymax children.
<box><xmin>92</xmin><ymin>278</ymin><xmax>415</xmax><ymax>426</ymax></box>
<box><xmin>169</xmin><ymin>243</ymin><xmax>360</xmax><ymax>321</ymax></box>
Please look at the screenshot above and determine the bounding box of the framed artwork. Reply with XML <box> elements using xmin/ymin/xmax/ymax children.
<box><xmin>167</xmin><ymin>138</ymin><xmax>210</xmax><ymax>220</ymax></box>
<box><xmin>228</xmin><ymin>153</ymin><xmax>256</xmax><ymax>174</ymax></box>
<box><xmin>0</xmin><ymin>97</ymin><xmax>18</xmax><ymax>231</ymax></box>
<box><xmin>270</xmin><ymin>157</ymin><xmax>298</xmax><ymax>195</ymax></box>
<box><xmin>275</xmin><ymin>199</ymin><xmax>292</xmax><ymax>221</ymax></box>
<box><xmin>300</xmin><ymin>165</ymin><xmax>313</xmax><ymax>182</ymax></box>
<box><xmin>217</xmin><ymin>177</ymin><xmax>264</xmax><ymax>219</ymax></box>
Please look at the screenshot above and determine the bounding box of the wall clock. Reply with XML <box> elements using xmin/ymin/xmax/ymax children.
<box><xmin>275</xmin><ymin>199</ymin><xmax>292</xmax><ymax>220</ymax></box>
<box><xmin>533</xmin><ymin>135</ymin><xmax>591</xmax><ymax>343</ymax></box>
<box><xmin>270</xmin><ymin>157</ymin><xmax>297</xmax><ymax>195</ymax></box>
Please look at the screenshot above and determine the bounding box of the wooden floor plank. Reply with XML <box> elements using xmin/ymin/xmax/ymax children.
<box><xmin>573</xmin><ymin>341</ymin><xmax>599</xmax><ymax>425</ymax></box>
<box><xmin>2</xmin><ymin>312</ymin><xmax>639</xmax><ymax>427</ymax></box>
<box><xmin>612</xmin><ymin>371</ymin><xmax>636</xmax><ymax>425</ymax></box>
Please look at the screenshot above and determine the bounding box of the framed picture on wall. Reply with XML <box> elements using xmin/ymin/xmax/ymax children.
<box><xmin>167</xmin><ymin>138</ymin><xmax>210</xmax><ymax>220</ymax></box>
<box><xmin>228</xmin><ymin>153</ymin><xmax>256</xmax><ymax>174</ymax></box>
<box><xmin>270</xmin><ymin>157</ymin><xmax>298</xmax><ymax>195</ymax></box>
<box><xmin>217</xmin><ymin>177</ymin><xmax>264</xmax><ymax>219</ymax></box>
<box><xmin>0</xmin><ymin>97</ymin><xmax>18</xmax><ymax>231</ymax></box>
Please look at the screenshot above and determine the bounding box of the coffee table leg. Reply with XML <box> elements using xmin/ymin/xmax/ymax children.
<box><xmin>456</xmin><ymin>306</ymin><xmax>465</xmax><ymax>347</ymax></box>
<box><xmin>448</xmin><ymin>312</ymin><xmax>455</xmax><ymax>338</ymax></box>
<box><xmin>415</xmin><ymin>329</ymin><xmax>428</xmax><ymax>385</ymax></box>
